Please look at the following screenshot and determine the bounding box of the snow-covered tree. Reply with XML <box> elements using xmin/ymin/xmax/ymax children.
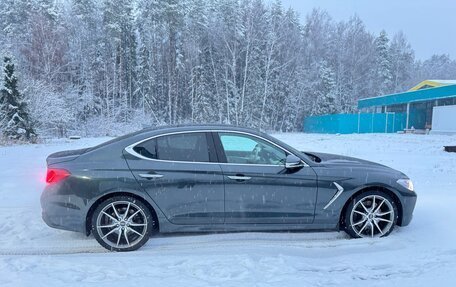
<box><xmin>390</xmin><ymin>31</ymin><xmax>415</xmax><ymax>92</ymax></box>
<box><xmin>27</xmin><ymin>81</ymin><xmax>74</xmax><ymax>138</ymax></box>
<box><xmin>414</xmin><ymin>54</ymin><xmax>456</xmax><ymax>81</ymax></box>
<box><xmin>68</xmin><ymin>0</ymin><xmax>103</xmax><ymax>122</ymax></box>
<box><xmin>312</xmin><ymin>61</ymin><xmax>338</xmax><ymax>116</ymax></box>
<box><xmin>374</xmin><ymin>30</ymin><xmax>393</xmax><ymax>95</ymax></box>
<box><xmin>0</xmin><ymin>56</ymin><xmax>36</xmax><ymax>142</ymax></box>
<box><xmin>0</xmin><ymin>0</ymin><xmax>454</xmax><ymax>136</ymax></box>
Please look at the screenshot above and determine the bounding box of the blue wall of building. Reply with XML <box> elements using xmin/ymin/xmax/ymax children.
<box><xmin>303</xmin><ymin>113</ymin><xmax>407</xmax><ymax>134</ymax></box>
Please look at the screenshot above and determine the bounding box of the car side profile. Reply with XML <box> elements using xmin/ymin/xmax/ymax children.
<box><xmin>41</xmin><ymin>125</ymin><xmax>417</xmax><ymax>251</ymax></box>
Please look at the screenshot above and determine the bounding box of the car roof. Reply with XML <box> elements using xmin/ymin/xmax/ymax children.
<box><xmin>89</xmin><ymin>124</ymin><xmax>266</xmax><ymax>152</ymax></box>
<box><xmin>84</xmin><ymin>124</ymin><xmax>310</xmax><ymax>164</ymax></box>
<box><xmin>139</xmin><ymin>124</ymin><xmax>261</xmax><ymax>134</ymax></box>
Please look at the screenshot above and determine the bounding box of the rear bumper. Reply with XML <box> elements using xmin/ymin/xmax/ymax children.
<box><xmin>40</xmin><ymin>183</ymin><xmax>86</xmax><ymax>233</ymax></box>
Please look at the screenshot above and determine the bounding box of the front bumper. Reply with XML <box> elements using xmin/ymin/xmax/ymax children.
<box><xmin>398</xmin><ymin>191</ymin><xmax>417</xmax><ymax>226</ymax></box>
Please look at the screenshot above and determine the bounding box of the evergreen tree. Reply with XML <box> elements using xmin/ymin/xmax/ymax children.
<box><xmin>312</xmin><ymin>61</ymin><xmax>338</xmax><ymax>115</ymax></box>
<box><xmin>0</xmin><ymin>57</ymin><xmax>36</xmax><ymax>141</ymax></box>
<box><xmin>374</xmin><ymin>30</ymin><xmax>393</xmax><ymax>95</ymax></box>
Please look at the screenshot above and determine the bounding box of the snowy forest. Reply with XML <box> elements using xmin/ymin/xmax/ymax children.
<box><xmin>1</xmin><ymin>0</ymin><xmax>456</xmax><ymax>141</ymax></box>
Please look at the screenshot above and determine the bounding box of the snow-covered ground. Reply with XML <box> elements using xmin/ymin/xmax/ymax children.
<box><xmin>1</xmin><ymin>133</ymin><xmax>456</xmax><ymax>286</ymax></box>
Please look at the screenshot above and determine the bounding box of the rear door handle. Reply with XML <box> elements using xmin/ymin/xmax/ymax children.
<box><xmin>138</xmin><ymin>173</ymin><xmax>164</xmax><ymax>179</ymax></box>
<box><xmin>227</xmin><ymin>175</ymin><xmax>251</xmax><ymax>181</ymax></box>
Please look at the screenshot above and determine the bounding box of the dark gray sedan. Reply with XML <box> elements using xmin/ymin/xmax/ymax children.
<box><xmin>41</xmin><ymin>125</ymin><xmax>417</xmax><ymax>251</ymax></box>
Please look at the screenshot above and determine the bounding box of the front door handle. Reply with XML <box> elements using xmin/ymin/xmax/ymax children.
<box><xmin>138</xmin><ymin>173</ymin><xmax>164</xmax><ymax>179</ymax></box>
<box><xmin>227</xmin><ymin>175</ymin><xmax>251</xmax><ymax>181</ymax></box>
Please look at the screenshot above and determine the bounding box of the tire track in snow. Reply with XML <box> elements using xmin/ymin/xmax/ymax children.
<box><xmin>0</xmin><ymin>232</ymin><xmax>380</xmax><ymax>256</ymax></box>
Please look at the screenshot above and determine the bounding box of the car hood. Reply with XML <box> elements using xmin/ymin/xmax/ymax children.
<box><xmin>302</xmin><ymin>151</ymin><xmax>401</xmax><ymax>173</ymax></box>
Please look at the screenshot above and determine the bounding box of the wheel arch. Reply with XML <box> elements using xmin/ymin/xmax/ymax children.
<box><xmin>339</xmin><ymin>186</ymin><xmax>403</xmax><ymax>230</ymax></box>
<box><xmin>85</xmin><ymin>191</ymin><xmax>160</xmax><ymax>236</ymax></box>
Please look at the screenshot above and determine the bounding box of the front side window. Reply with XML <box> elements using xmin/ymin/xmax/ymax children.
<box><xmin>218</xmin><ymin>133</ymin><xmax>287</xmax><ymax>165</ymax></box>
<box><xmin>133</xmin><ymin>132</ymin><xmax>210</xmax><ymax>162</ymax></box>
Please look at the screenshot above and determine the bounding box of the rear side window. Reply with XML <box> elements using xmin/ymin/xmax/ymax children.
<box><xmin>133</xmin><ymin>139</ymin><xmax>157</xmax><ymax>159</ymax></box>
<box><xmin>133</xmin><ymin>132</ymin><xmax>210</xmax><ymax>162</ymax></box>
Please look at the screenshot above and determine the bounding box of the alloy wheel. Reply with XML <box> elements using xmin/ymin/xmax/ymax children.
<box><xmin>349</xmin><ymin>195</ymin><xmax>395</xmax><ymax>238</ymax></box>
<box><xmin>96</xmin><ymin>200</ymin><xmax>148</xmax><ymax>249</ymax></box>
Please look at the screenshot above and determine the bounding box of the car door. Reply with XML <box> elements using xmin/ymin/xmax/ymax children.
<box><xmin>124</xmin><ymin>132</ymin><xmax>225</xmax><ymax>225</ymax></box>
<box><xmin>214</xmin><ymin>131</ymin><xmax>318</xmax><ymax>224</ymax></box>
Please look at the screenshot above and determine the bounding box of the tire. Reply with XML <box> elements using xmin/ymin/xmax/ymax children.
<box><xmin>91</xmin><ymin>195</ymin><xmax>154</xmax><ymax>251</ymax></box>
<box><xmin>344</xmin><ymin>191</ymin><xmax>398</xmax><ymax>238</ymax></box>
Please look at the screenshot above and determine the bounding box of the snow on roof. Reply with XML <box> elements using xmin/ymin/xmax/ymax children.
<box><xmin>409</xmin><ymin>80</ymin><xmax>456</xmax><ymax>91</ymax></box>
<box><xmin>427</xmin><ymin>80</ymin><xmax>456</xmax><ymax>85</ymax></box>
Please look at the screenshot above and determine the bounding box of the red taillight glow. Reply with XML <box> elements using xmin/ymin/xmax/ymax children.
<box><xmin>46</xmin><ymin>168</ymin><xmax>70</xmax><ymax>184</ymax></box>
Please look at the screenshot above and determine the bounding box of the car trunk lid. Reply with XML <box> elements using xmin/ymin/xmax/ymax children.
<box><xmin>46</xmin><ymin>148</ymin><xmax>90</xmax><ymax>165</ymax></box>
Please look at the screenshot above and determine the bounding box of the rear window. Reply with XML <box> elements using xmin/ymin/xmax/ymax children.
<box><xmin>133</xmin><ymin>139</ymin><xmax>157</xmax><ymax>159</ymax></box>
<box><xmin>133</xmin><ymin>132</ymin><xmax>210</xmax><ymax>162</ymax></box>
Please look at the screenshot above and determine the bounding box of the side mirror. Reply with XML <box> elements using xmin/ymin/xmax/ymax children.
<box><xmin>285</xmin><ymin>154</ymin><xmax>304</xmax><ymax>169</ymax></box>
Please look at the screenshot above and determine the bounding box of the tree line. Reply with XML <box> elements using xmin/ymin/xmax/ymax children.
<box><xmin>1</xmin><ymin>0</ymin><xmax>456</xmax><ymax>140</ymax></box>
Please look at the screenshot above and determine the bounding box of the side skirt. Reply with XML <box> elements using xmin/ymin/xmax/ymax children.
<box><xmin>157</xmin><ymin>222</ymin><xmax>339</xmax><ymax>234</ymax></box>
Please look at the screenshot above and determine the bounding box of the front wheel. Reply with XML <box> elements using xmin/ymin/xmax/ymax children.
<box><xmin>344</xmin><ymin>191</ymin><xmax>398</xmax><ymax>238</ymax></box>
<box><xmin>92</xmin><ymin>196</ymin><xmax>153</xmax><ymax>251</ymax></box>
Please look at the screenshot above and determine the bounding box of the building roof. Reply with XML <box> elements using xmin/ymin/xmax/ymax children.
<box><xmin>408</xmin><ymin>80</ymin><xmax>456</xmax><ymax>91</ymax></box>
<box><xmin>358</xmin><ymin>83</ymin><xmax>456</xmax><ymax>109</ymax></box>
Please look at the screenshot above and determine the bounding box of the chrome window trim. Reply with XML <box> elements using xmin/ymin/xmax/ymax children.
<box><xmin>124</xmin><ymin>129</ymin><xmax>309</xmax><ymax>167</ymax></box>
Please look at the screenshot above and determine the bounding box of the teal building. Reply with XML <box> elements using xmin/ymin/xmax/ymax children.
<box><xmin>303</xmin><ymin>80</ymin><xmax>456</xmax><ymax>134</ymax></box>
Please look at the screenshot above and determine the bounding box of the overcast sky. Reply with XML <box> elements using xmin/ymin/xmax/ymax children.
<box><xmin>278</xmin><ymin>0</ymin><xmax>455</xmax><ymax>60</ymax></box>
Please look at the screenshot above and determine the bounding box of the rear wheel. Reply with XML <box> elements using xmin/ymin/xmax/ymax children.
<box><xmin>92</xmin><ymin>196</ymin><xmax>153</xmax><ymax>251</ymax></box>
<box><xmin>344</xmin><ymin>191</ymin><xmax>398</xmax><ymax>238</ymax></box>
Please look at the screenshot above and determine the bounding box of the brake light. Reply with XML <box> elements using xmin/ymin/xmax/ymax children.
<box><xmin>46</xmin><ymin>168</ymin><xmax>70</xmax><ymax>184</ymax></box>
